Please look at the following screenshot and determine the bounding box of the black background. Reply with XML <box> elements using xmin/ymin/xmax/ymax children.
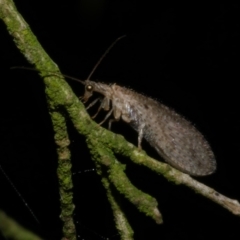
<box><xmin>1</xmin><ymin>1</ymin><xmax>240</xmax><ymax>240</ymax></box>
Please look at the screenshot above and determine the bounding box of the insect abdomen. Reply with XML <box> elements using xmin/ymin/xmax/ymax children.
<box><xmin>113</xmin><ymin>86</ymin><xmax>216</xmax><ymax>176</ymax></box>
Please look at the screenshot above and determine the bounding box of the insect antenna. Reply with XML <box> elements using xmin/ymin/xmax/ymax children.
<box><xmin>86</xmin><ymin>35</ymin><xmax>126</xmax><ymax>80</ymax></box>
<box><xmin>11</xmin><ymin>35</ymin><xmax>126</xmax><ymax>85</ymax></box>
<box><xmin>10</xmin><ymin>66</ymin><xmax>86</xmax><ymax>85</ymax></box>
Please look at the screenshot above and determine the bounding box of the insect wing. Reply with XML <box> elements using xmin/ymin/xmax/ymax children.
<box><xmin>152</xmin><ymin>105</ymin><xmax>216</xmax><ymax>176</ymax></box>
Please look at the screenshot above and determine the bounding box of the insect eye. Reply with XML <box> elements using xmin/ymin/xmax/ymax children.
<box><xmin>86</xmin><ymin>85</ymin><xmax>93</xmax><ymax>91</ymax></box>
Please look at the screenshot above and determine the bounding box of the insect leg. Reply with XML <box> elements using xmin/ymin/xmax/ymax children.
<box><xmin>86</xmin><ymin>98</ymin><xmax>100</xmax><ymax>110</ymax></box>
<box><xmin>106</xmin><ymin>104</ymin><xmax>124</xmax><ymax>129</ymax></box>
<box><xmin>92</xmin><ymin>97</ymin><xmax>110</xmax><ymax>119</ymax></box>
<box><xmin>98</xmin><ymin>108</ymin><xmax>113</xmax><ymax>125</ymax></box>
<box><xmin>137</xmin><ymin>124</ymin><xmax>145</xmax><ymax>150</ymax></box>
<box><xmin>108</xmin><ymin>119</ymin><xmax>118</xmax><ymax>130</ymax></box>
<box><xmin>99</xmin><ymin>102</ymin><xmax>123</xmax><ymax>127</ymax></box>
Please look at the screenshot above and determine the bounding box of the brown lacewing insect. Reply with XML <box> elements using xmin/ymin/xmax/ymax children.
<box><xmin>61</xmin><ymin>36</ymin><xmax>216</xmax><ymax>176</ymax></box>
<box><xmin>13</xmin><ymin>36</ymin><xmax>216</xmax><ymax>176</ymax></box>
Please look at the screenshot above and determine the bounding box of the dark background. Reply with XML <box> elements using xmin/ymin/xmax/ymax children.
<box><xmin>1</xmin><ymin>1</ymin><xmax>240</xmax><ymax>239</ymax></box>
